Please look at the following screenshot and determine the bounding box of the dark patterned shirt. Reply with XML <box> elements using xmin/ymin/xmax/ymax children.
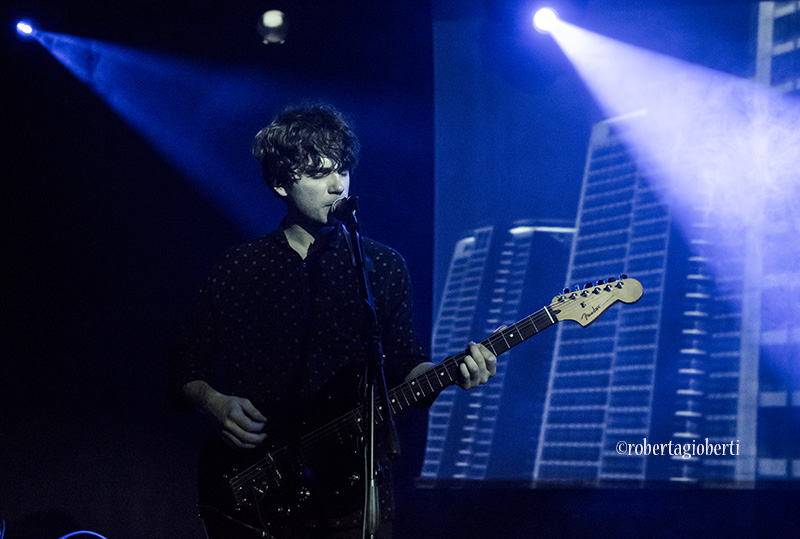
<box><xmin>172</xmin><ymin>224</ymin><xmax>429</xmax><ymax>530</ymax></box>
<box><xmin>172</xmin><ymin>223</ymin><xmax>428</xmax><ymax>424</ymax></box>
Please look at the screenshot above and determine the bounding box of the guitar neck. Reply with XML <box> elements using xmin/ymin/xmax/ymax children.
<box><xmin>386</xmin><ymin>304</ymin><xmax>557</xmax><ymax>415</ymax></box>
<box><xmin>296</xmin><ymin>278</ymin><xmax>641</xmax><ymax>448</ymax></box>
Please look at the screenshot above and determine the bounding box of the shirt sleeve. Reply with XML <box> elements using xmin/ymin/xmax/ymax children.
<box><xmin>167</xmin><ymin>274</ymin><xmax>221</xmax><ymax>410</ymax></box>
<box><xmin>375</xmin><ymin>248</ymin><xmax>430</xmax><ymax>387</ymax></box>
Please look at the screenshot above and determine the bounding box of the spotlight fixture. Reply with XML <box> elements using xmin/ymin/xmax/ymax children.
<box><xmin>258</xmin><ymin>10</ymin><xmax>288</xmax><ymax>44</ymax></box>
<box><xmin>533</xmin><ymin>7</ymin><xmax>559</xmax><ymax>34</ymax></box>
<box><xmin>16</xmin><ymin>19</ymin><xmax>36</xmax><ymax>38</ymax></box>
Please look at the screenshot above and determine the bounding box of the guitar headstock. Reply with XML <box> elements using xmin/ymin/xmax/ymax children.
<box><xmin>550</xmin><ymin>275</ymin><xmax>643</xmax><ymax>327</ymax></box>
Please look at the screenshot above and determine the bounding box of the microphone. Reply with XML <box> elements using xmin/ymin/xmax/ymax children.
<box><xmin>331</xmin><ymin>196</ymin><xmax>358</xmax><ymax>222</ymax></box>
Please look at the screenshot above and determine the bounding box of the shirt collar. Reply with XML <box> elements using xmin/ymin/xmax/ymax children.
<box><xmin>274</xmin><ymin>218</ymin><xmax>346</xmax><ymax>254</ymax></box>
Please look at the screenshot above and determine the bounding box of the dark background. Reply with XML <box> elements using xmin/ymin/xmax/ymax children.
<box><xmin>1</xmin><ymin>1</ymin><xmax>798</xmax><ymax>538</ymax></box>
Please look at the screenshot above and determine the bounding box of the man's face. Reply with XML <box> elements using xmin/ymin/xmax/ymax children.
<box><xmin>275</xmin><ymin>157</ymin><xmax>350</xmax><ymax>227</ymax></box>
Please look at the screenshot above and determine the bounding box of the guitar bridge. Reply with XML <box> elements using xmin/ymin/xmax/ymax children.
<box><xmin>229</xmin><ymin>452</ymin><xmax>282</xmax><ymax>507</ymax></box>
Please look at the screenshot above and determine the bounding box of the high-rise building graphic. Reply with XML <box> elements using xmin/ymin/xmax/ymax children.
<box><xmin>420</xmin><ymin>223</ymin><xmax>574</xmax><ymax>481</ymax></box>
<box><xmin>757</xmin><ymin>1</ymin><xmax>800</xmax><ymax>95</ymax></box>
<box><xmin>532</xmin><ymin>101</ymin><xmax>799</xmax><ymax>485</ymax></box>
<box><xmin>422</xmin><ymin>1</ymin><xmax>799</xmax><ymax>485</ymax></box>
<box><xmin>532</xmin><ymin>116</ymin><xmax>673</xmax><ymax>483</ymax></box>
<box><xmin>421</xmin><ymin>227</ymin><xmax>494</xmax><ymax>480</ymax></box>
<box><xmin>749</xmin><ymin>0</ymin><xmax>800</xmax><ymax>481</ymax></box>
<box><xmin>534</xmin><ymin>0</ymin><xmax>800</xmax><ymax>482</ymax></box>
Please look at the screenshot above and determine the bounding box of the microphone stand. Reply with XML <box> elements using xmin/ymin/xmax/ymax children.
<box><xmin>336</xmin><ymin>197</ymin><xmax>401</xmax><ymax>539</ymax></box>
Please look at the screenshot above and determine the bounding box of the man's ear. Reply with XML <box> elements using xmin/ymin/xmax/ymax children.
<box><xmin>273</xmin><ymin>184</ymin><xmax>288</xmax><ymax>198</ymax></box>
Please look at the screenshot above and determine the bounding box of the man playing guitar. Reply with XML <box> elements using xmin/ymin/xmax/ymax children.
<box><xmin>171</xmin><ymin>103</ymin><xmax>496</xmax><ymax>538</ymax></box>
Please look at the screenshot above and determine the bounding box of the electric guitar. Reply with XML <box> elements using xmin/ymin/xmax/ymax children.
<box><xmin>198</xmin><ymin>276</ymin><xmax>643</xmax><ymax>538</ymax></box>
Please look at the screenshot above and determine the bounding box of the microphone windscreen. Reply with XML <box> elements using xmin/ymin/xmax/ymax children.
<box><xmin>331</xmin><ymin>196</ymin><xmax>358</xmax><ymax>221</ymax></box>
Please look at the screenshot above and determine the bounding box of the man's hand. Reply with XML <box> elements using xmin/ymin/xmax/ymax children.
<box><xmin>183</xmin><ymin>381</ymin><xmax>267</xmax><ymax>449</ymax></box>
<box><xmin>457</xmin><ymin>341</ymin><xmax>497</xmax><ymax>390</ymax></box>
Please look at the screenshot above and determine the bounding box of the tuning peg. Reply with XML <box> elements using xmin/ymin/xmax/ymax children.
<box><xmin>620</xmin><ymin>274</ymin><xmax>628</xmax><ymax>280</ymax></box>
<box><xmin>608</xmin><ymin>277</ymin><xmax>617</xmax><ymax>283</ymax></box>
<box><xmin>596</xmin><ymin>279</ymin><xmax>605</xmax><ymax>285</ymax></box>
<box><xmin>584</xmin><ymin>282</ymin><xmax>593</xmax><ymax>289</ymax></box>
<box><xmin>563</xmin><ymin>288</ymin><xmax>570</xmax><ymax>294</ymax></box>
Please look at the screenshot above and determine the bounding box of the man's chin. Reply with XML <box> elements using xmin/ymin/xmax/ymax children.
<box><xmin>324</xmin><ymin>212</ymin><xmax>339</xmax><ymax>226</ymax></box>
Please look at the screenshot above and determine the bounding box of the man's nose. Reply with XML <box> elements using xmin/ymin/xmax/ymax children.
<box><xmin>329</xmin><ymin>173</ymin><xmax>345</xmax><ymax>193</ymax></box>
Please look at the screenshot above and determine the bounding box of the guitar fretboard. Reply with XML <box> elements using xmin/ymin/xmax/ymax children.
<box><xmin>292</xmin><ymin>304</ymin><xmax>557</xmax><ymax>455</ymax></box>
<box><xmin>387</xmin><ymin>304</ymin><xmax>557</xmax><ymax>414</ymax></box>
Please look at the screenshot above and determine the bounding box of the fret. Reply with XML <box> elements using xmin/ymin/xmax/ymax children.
<box><xmin>527</xmin><ymin>316</ymin><xmax>539</xmax><ymax>336</ymax></box>
<box><xmin>352</xmin><ymin>411</ymin><xmax>364</xmax><ymax>435</ymax></box>
<box><xmin>390</xmin><ymin>383</ymin><xmax>410</xmax><ymax>415</ymax></box>
<box><xmin>487</xmin><ymin>335</ymin><xmax>505</xmax><ymax>355</ymax></box>
<box><xmin>422</xmin><ymin>372</ymin><xmax>432</xmax><ymax>393</ymax></box>
<box><xmin>515</xmin><ymin>318</ymin><xmax>530</xmax><ymax>339</ymax></box>
<box><xmin>519</xmin><ymin>313</ymin><xmax>539</xmax><ymax>339</ymax></box>
<box><xmin>498</xmin><ymin>330</ymin><xmax>510</xmax><ymax>349</ymax></box>
<box><xmin>394</xmin><ymin>386</ymin><xmax>411</xmax><ymax>406</ymax></box>
<box><xmin>409</xmin><ymin>379</ymin><xmax>421</xmax><ymax>401</ymax></box>
<box><xmin>407</xmin><ymin>383</ymin><xmax>416</xmax><ymax>404</ymax></box>
<box><xmin>502</xmin><ymin>325</ymin><xmax>524</xmax><ymax>348</ymax></box>
<box><xmin>443</xmin><ymin>364</ymin><xmax>454</xmax><ymax>382</ymax></box>
<box><xmin>409</xmin><ymin>382</ymin><xmax>420</xmax><ymax>402</ymax></box>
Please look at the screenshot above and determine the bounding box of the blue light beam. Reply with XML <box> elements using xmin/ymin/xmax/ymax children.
<box><xmin>547</xmin><ymin>20</ymin><xmax>800</xmax><ymax>386</ymax></box>
<box><xmin>24</xmin><ymin>29</ymin><xmax>294</xmax><ymax>235</ymax></box>
<box><xmin>548</xmin><ymin>21</ymin><xmax>800</xmax><ymax>283</ymax></box>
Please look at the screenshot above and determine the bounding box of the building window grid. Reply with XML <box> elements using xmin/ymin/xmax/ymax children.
<box><xmin>534</xmin><ymin>121</ymin><xmax>669</xmax><ymax>481</ymax></box>
<box><xmin>421</xmin><ymin>228</ymin><xmax>493</xmax><ymax>478</ymax></box>
<box><xmin>451</xmin><ymin>229</ymin><xmax>536</xmax><ymax>479</ymax></box>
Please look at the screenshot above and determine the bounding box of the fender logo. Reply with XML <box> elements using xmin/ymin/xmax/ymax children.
<box><xmin>581</xmin><ymin>304</ymin><xmax>601</xmax><ymax>321</ymax></box>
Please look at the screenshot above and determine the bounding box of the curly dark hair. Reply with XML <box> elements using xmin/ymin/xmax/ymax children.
<box><xmin>252</xmin><ymin>103</ymin><xmax>360</xmax><ymax>194</ymax></box>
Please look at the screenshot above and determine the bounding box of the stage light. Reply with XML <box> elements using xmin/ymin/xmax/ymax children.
<box><xmin>533</xmin><ymin>8</ymin><xmax>559</xmax><ymax>33</ymax></box>
<box><xmin>16</xmin><ymin>19</ymin><xmax>36</xmax><ymax>38</ymax></box>
<box><xmin>258</xmin><ymin>10</ymin><xmax>288</xmax><ymax>44</ymax></box>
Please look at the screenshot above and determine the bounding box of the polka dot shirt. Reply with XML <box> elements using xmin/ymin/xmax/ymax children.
<box><xmin>172</xmin><ymin>224</ymin><xmax>428</xmax><ymax>423</ymax></box>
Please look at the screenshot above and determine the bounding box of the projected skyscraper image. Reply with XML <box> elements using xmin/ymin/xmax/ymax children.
<box><xmin>424</xmin><ymin>1</ymin><xmax>800</xmax><ymax>486</ymax></box>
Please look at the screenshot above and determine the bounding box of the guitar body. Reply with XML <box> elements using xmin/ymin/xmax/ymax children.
<box><xmin>198</xmin><ymin>425</ymin><xmax>377</xmax><ymax>538</ymax></box>
<box><xmin>197</xmin><ymin>366</ymin><xmax>392</xmax><ymax>539</ymax></box>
